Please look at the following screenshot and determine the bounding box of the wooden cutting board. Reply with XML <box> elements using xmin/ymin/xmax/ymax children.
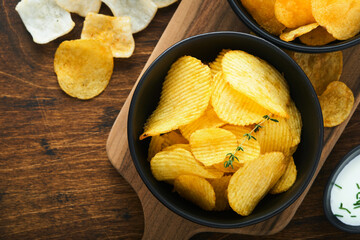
<box><xmin>106</xmin><ymin>0</ymin><xmax>360</xmax><ymax>239</ymax></box>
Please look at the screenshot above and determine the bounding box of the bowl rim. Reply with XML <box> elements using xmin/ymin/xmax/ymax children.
<box><xmin>128</xmin><ymin>31</ymin><xmax>324</xmax><ymax>228</ymax></box>
<box><xmin>227</xmin><ymin>0</ymin><xmax>360</xmax><ymax>53</ymax></box>
<box><xmin>323</xmin><ymin>145</ymin><xmax>360</xmax><ymax>233</ymax></box>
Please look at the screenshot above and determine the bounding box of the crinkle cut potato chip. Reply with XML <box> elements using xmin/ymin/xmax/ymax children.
<box><xmin>222</xmin><ymin>50</ymin><xmax>290</xmax><ymax>118</ymax></box>
<box><xmin>285</xmin><ymin>100</ymin><xmax>302</xmax><ymax>148</ymax></box>
<box><xmin>102</xmin><ymin>0</ymin><xmax>158</xmax><ymax>33</ymax></box>
<box><xmin>162</xmin><ymin>144</ymin><xmax>191</xmax><ymax>152</ymax></box>
<box><xmin>152</xmin><ymin>0</ymin><xmax>177</xmax><ymax>8</ymax></box>
<box><xmin>274</xmin><ymin>0</ymin><xmax>316</xmax><ymax>29</ymax></box>
<box><xmin>174</xmin><ymin>175</ymin><xmax>216</xmax><ymax>211</ymax></box>
<box><xmin>55</xmin><ymin>0</ymin><xmax>101</xmax><ymax>17</ymax></box>
<box><xmin>319</xmin><ymin>81</ymin><xmax>354</xmax><ymax>127</ymax></box>
<box><xmin>209</xmin><ymin>49</ymin><xmax>230</xmax><ymax>76</ymax></box>
<box><xmin>289</xmin><ymin>51</ymin><xmax>343</xmax><ymax>95</ymax></box>
<box><xmin>15</xmin><ymin>0</ymin><xmax>75</xmax><ymax>44</ymax></box>
<box><xmin>208</xmin><ymin>176</ymin><xmax>232</xmax><ymax>211</ymax></box>
<box><xmin>299</xmin><ymin>26</ymin><xmax>336</xmax><ymax>46</ymax></box>
<box><xmin>81</xmin><ymin>13</ymin><xmax>135</xmax><ymax>58</ymax></box>
<box><xmin>190</xmin><ymin>128</ymin><xmax>237</xmax><ymax>167</ymax></box>
<box><xmin>241</xmin><ymin>0</ymin><xmax>285</xmax><ymax>35</ymax></box>
<box><xmin>228</xmin><ymin>152</ymin><xmax>287</xmax><ymax>216</ymax></box>
<box><xmin>270</xmin><ymin>157</ymin><xmax>297</xmax><ymax>194</ymax></box>
<box><xmin>312</xmin><ymin>0</ymin><xmax>360</xmax><ymax>40</ymax></box>
<box><xmin>140</xmin><ymin>56</ymin><xmax>212</xmax><ymax>140</ymax></box>
<box><xmin>54</xmin><ymin>39</ymin><xmax>113</xmax><ymax>100</ymax></box>
<box><xmin>280</xmin><ymin>23</ymin><xmax>319</xmax><ymax>42</ymax></box>
<box><xmin>150</xmin><ymin>148</ymin><xmax>223</xmax><ymax>181</ymax></box>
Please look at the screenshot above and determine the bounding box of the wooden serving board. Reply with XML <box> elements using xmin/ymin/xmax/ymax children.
<box><xmin>106</xmin><ymin>0</ymin><xmax>360</xmax><ymax>239</ymax></box>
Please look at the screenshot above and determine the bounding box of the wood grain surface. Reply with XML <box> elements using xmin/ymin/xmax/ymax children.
<box><xmin>0</xmin><ymin>0</ymin><xmax>359</xmax><ymax>239</ymax></box>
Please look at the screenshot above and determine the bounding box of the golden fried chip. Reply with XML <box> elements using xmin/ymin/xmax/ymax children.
<box><xmin>299</xmin><ymin>26</ymin><xmax>336</xmax><ymax>46</ymax></box>
<box><xmin>190</xmin><ymin>128</ymin><xmax>237</xmax><ymax>167</ymax></box>
<box><xmin>208</xmin><ymin>176</ymin><xmax>232</xmax><ymax>211</ymax></box>
<box><xmin>274</xmin><ymin>0</ymin><xmax>315</xmax><ymax>28</ymax></box>
<box><xmin>162</xmin><ymin>144</ymin><xmax>191</xmax><ymax>152</ymax></box>
<box><xmin>285</xmin><ymin>100</ymin><xmax>302</xmax><ymax>148</ymax></box>
<box><xmin>140</xmin><ymin>56</ymin><xmax>212</xmax><ymax>139</ymax></box>
<box><xmin>147</xmin><ymin>131</ymin><xmax>188</xmax><ymax>160</ymax></box>
<box><xmin>150</xmin><ymin>148</ymin><xmax>223</xmax><ymax>181</ymax></box>
<box><xmin>270</xmin><ymin>157</ymin><xmax>297</xmax><ymax>194</ymax></box>
<box><xmin>290</xmin><ymin>51</ymin><xmax>343</xmax><ymax>95</ymax></box>
<box><xmin>280</xmin><ymin>23</ymin><xmax>319</xmax><ymax>42</ymax></box>
<box><xmin>228</xmin><ymin>152</ymin><xmax>287</xmax><ymax>216</ymax></box>
<box><xmin>174</xmin><ymin>175</ymin><xmax>215</xmax><ymax>211</ymax></box>
<box><xmin>54</xmin><ymin>39</ymin><xmax>113</xmax><ymax>100</ymax></box>
<box><xmin>211</xmin><ymin>72</ymin><xmax>269</xmax><ymax>125</ymax></box>
<box><xmin>241</xmin><ymin>0</ymin><xmax>285</xmax><ymax>35</ymax></box>
<box><xmin>209</xmin><ymin>49</ymin><xmax>230</xmax><ymax>76</ymax></box>
<box><xmin>55</xmin><ymin>0</ymin><xmax>101</xmax><ymax>17</ymax></box>
<box><xmin>312</xmin><ymin>0</ymin><xmax>360</xmax><ymax>40</ymax></box>
<box><xmin>319</xmin><ymin>81</ymin><xmax>354</xmax><ymax>127</ymax></box>
<box><xmin>222</xmin><ymin>50</ymin><xmax>290</xmax><ymax>118</ymax></box>
<box><xmin>81</xmin><ymin>13</ymin><xmax>135</xmax><ymax>58</ymax></box>
<box><xmin>152</xmin><ymin>0</ymin><xmax>177</xmax><ymax>8</ymax></box>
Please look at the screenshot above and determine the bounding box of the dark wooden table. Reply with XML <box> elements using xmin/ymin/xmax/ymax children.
<box><xmin>1</xmin><ymin>1</ymin><xmax>359</xmax><ymax>239</ymax></box>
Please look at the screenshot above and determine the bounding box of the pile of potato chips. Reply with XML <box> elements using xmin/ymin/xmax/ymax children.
<box><xmin>241</xmin><ymin>0</ymin><xmax>360</xmax><ymax>44</ymax></box>
<box><xmin>142</xmin><ymin>50</ymin><xmax>302</xmax><ymax>215</ymax></box>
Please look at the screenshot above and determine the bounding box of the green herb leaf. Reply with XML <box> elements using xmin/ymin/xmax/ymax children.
<box><xmin>334</xmin><ymin>183</ymin><xmax>342</xmax><ymax>189</ymax></box>
<box><xmin>339</xmin><ymin>203</ymin><xmax>352</xmax><ymax>214</ymax></box>
<box><xmin>334</xmin><ymin>214</ymin><xmax>343</xmax><ymax>217</ymax></box>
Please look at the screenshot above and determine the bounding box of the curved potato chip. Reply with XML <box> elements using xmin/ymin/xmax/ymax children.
<box><xmin>290</xmin><ymin>51</ymin><xmax>343</xmax><ymax>95</ymax></box>
<box><xmin>270</xmin><ymin>157</ymin><xmax>297</xmax><ymax>194</ymax></box>
<box><xmin>102</xmin><ymin>0</ymin><xmax>158</xmax><ymax>33</ymax></box>
<box><xmin>208</xmin><ymin>176</ymin><xmax>232</xmax><ymax>211</ymax></box>
<box><xmin>280</xmin><ymin>23</ymin><xmax>319</xmax><ymax>42</ymax></box>
<box><xmin>190</xmin><ymin>128</ymin><xmax>237</xmax><ymax>167</ymax></box>
<box><xmin>152</xmin><ymin>0</ymin><xmax>177</xmax><ymax>8</ymax></box>
<box><xmin>319</xmin><ymin>81</ymin><xmax>354</xmax><ymax>127</ymax></box>
<box><xmin>274</xmin><ymin>0</ymin><xmax>315</xmax><ymax>28</ymax></box>
<box><xmin>54</xmin><ymin>39</ymin><xmax>113</xmax><ymax>100</ymax></box>
<box><xmin>299</xmin><ymin>26</ymin><xmax>336</xmax><ymax>46</ymax></box>
<box><xmin>241</xmin><ymin>0</ymin><xmax>285</xmax><ymax>35</ymax></box>
<box><xmin>228</xmin><ymin>152</ymin><xmax>286</xmax><ymax>216</ymax></box>
<box><xmin>140</xmin><ymin>56</ymin><xmax>212</xmax><ymax>139</ymax></box>
<box><xmin>174</xmin><ymin>175</ymin><xmax>216</xmax><ymax>211</ymax></box>
<box><xmin>81</xmin><ymin>13</ymin><xmax>135</xmax><ymax>58</ymax></box>
<box><xmin>312</xmin><ymin>0</ymin><xmax>360</xmax><ymax>40</ymax></box>
<box><xmin>55</xmin><ymin>0</ymin><xmax>101</xmax><ymax>17</ymax></box>
<box><xmin>209</xmin><ymin>49</ymin><xmax>230</xmax><ymax>76</ymax></box>
<box><xmin>222</xmin><ymin>50</ymin><xmax>290</xmax><ymax>118</ymax></box>
<box><xmin>162</xmin><ymin>144</ymin><xmax>191</xmax><ymax>152</ymax></box>
<box><xmin>15</xmin><ymin>0</ymin><xmax>75</xmax><ymax>44</ymax></box>
<box><xmin>285</xmin><ymin>100</ymin><xmax>302</xmax><ymax>148</ymax></box>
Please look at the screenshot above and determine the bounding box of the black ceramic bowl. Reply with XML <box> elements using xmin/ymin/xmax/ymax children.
<box><xmin>128</xmin><ymin>32</ymin><xmax>323</xmax><ymax>228</ymax></box>
<box><xmin>227</xmin><ymin>0</ymin><xmax>360</xmax><ymax>53</ymax></box>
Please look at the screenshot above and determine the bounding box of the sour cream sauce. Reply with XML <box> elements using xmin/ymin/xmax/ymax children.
<box><xmin>330</xmin><ymin>154</ymin><xmax>360</xmax><ymax>226</ymax></box>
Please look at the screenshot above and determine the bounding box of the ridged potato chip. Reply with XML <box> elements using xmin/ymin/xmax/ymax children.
<box><xmin>280</xmin><ymin>23</ymin><xmax>319</xmax><ymax>42</ymax></box>
<box><xmin>102</xmin><ymin>0</ymin><xmax>158</xmax><ymax>33</ymax></box>
<box><xmin>152</xmin><ymin>0</ymin><xmax>177</xmax><ymax>8</ymax></box>
<box><xmin>285</xmin><ymin>100</ymin><xmax>302</xmax><ymax>149</ymax></box>
<box><xmin>15</xmin><ymin>0</ymin><xmax>75</xmax><ymax>44</ymax></box>
<box><xmin>228</xmin><ymin>152</ymin><xmax>287</xmax><ymax>216</ymax></box>
<box><xmin>299</xmin><ymin>26</ymin><xmax>336</xmax><ymax>46</ymax></box>
<box><xmin>222</xmin><ymin>50</ymin><xmax>290</xmax><ymax>118</ymax></box>
<box><xmin>211</xmin><ymin>72</ymin><xmax>269</xmax><ymax>126</ymax></box>
<box><xmin>140</xmin><ymin>56</ymin><xmax>212</xmax><ymax>139</ymax></box>
<box><xmin>174</xmin><ymin>175</ymin><xmax>216</xmax><ymax>211</ymax></box>
<box><xmin>274</xmin><ymin>0</ymin><xmax>316</xmax><ymax>29</ymax></box>
<box><xmin>312</xmin><ymin>0</ymin><xmax>360</xmax><ymax>40</ymax></box>
<box><xmin>55</xmin><ymin>0</ymin><xmax>101</xmax><ymax>17</ymax></box>
<box><xmin>270</xmin><ymin>157</ymin><xmax>297</xmax><ymax>194</ymax></box>
<box><xmin>150</xmin><ymin>148</ymin><xmax>223</xmax><ymax>181</ymax></box>
<box><xmin>190</xmin><ymin>128</ymin><xmax>237</xmax><ymax>167</ymax></box>
<box><xmin>162</xmin><ymin>144</ymin><xmax>191</xmax><ymax>152</ymax></box>
<box><xmin>319</xmin><ymin>81</ymin><xmax>354</xmax><ymax>127</ymax></box>
<box><xmin>81</xmin><ymin>13</ymin><xmax>135</xmax><ymax>58</ymax></box>
<box><xmin>289</xmin><ymin>51</ymin><xmax>343</xmax><ymax>95</ymax></box>
<box><xmin>241</xmin><ymin>0</ymin><xmax>285</xmax><ymax>35</ymax></box>
<box><xmin>208</xmin><ymin>176</ymin><xmax>232</xmax><ymax>211</ymax></box>
<box><xmin>209</xmin><ymin>49</ymin><xmax>230</xmax><ymax>76</ymax></box>
<box><xmin>54</xmin><ymin>39</ymin><xmax>113</xmax><ymax>100</ymax></box>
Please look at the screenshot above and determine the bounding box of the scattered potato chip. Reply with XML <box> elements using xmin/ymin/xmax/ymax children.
<box><xmin>222</xmin><ymin>50</ymin><xmax>290</xmax><ymax>118</ymax></box>
<box><xmin>140</xmin><ymin>56</ymin><xmax>211</xmax><ymax>139</ymax></box>
<box><xmin>209</xmin><ymin>49</ymin><xmax>230</xmax><ymax>76</ymax></box>
<box><xmin>274</xmin><ymin>0</ymin><xmax>315</xmax><ymax>29</ymax></box>
<box><xmin>289</xmin><ymin>51</ymin><xmax>343</xmax><ymax>95</ymax></box>
<box><xmin>312</xmin><ymin>0</ymin><xmax>360</xmax><ymax>40</ymax></box>
<box><xmin>319</xmin><ymin>81</ymin><xmax>354</xmax><ymax>127</ymax></box>
<box><xmin>150</xmin><ymin>148</ymin><xmax>223</xmax><ymax>181</ymax></box>
<box><xmin>102</xmin><ymin>0</ymin><xmax>158</xmax><ymax>33</ymax></box>
<box><xmin>299</xmin><ymin>26</ymin><xmax>336</xmax><ymax>46</ymax></box>
<box><xmin>280</xmin><ymin>23</ymin><xmax>319</xmax><ymax>42</ymax></box>
<box><xmin>190</xmin><ymin>128</ymin><xmax>237</xmax><ymax>167</ymax></box>
<box><xmin>152</xmin><ymin>0</ymin><xmax>177</xmax><ymax>8</ymax></box>
<box><xmin>162</xmin><ymin>144</ymin><xmax>191</xmax><ymax>152</ymax></box>
<box><xmin>228</xmin><ymin>152</ymin><xmax>287</xmax><ymax>216</ymax></box>
<box><xmin>270</xmin><ymin>157</ymin><xmax>297</xmax><ymax>194</ymax></box>
<box><xmin>15</xmin><ymin>0</ymin><xmax>75</xmax><ymax>44</ymax></box>
<box><xmin>241</xmin><ymin>0</ymin><xmax>285</xmax><ymax>35</ymax></box>
<box><xmin>208</xmin><ymin>176</ymin><xmax>232</xmax><ymax>211</ymax></box>
<box><xmin>174</xmin><ymin>175</ymin><xmax>216</xmax><ymax>211</ymax></box>
<box><xmin>54</xmin><ymin>39</ymin><xmax>113</xmax><ymax>100</ymax></box>
<box><xmin>55</xmin><ymin>0</ymin><xmax>101</xmax><ymax>17</ymax></box>
<box><xmin>285</xmin><ymin>100</ymin><xmax>302</xmax><ymax>149</ymax></box>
